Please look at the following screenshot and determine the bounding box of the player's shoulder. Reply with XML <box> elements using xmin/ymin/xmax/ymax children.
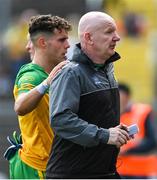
<box><xmin>15</xmin><ymin>63</ymin><xmax>46</xmax><ymax>85</ymax></box>
<box><xmin>18</xmin><ymin>63</ymin><xmax>44</xmax><ymax>75</ymax></box>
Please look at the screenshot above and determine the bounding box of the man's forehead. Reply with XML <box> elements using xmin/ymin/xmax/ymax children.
<box><xmin>87</xmin><ymin>18</ymin><xmax>116</xmax><ymax>33</ymax></box>
<box><xmin>53</xmin><ymin>28</ymin><xmax>68</xmax><ymax>36</ymax></box>
<box><xmin>54</xmin><ymin>28</ymin><xmax>67</xmax><ymax>33</ymax></box>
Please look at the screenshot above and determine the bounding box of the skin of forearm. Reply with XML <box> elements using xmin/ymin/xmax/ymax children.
<box><xmin>14</xmin><ymin>89</ymin><xmax>44</xmax><ymax>116</ymax></box>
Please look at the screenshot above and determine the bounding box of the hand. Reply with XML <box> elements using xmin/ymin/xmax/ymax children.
<box><xmin>118</xmin><ymin>123</ymin><xmax>128</xmax><ymax>132</ymax></box>
<box><xmin>119</xmin><ymin>123</ymin><xmax>134</xmax><ymax>139</ymax></box>
<box><xmin>45</xmin><ymin>60</ymin><xmax>69</xmax><ymax>85</ymax></box>
<box><xmin>107</xmin><ymin>125</ymin><xmax>131</xmax><ymax>148</ymax></box>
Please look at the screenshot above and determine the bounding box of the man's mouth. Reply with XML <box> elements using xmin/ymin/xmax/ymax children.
<box><xmin>110</xmin><ymin>44</ymin><xmax>116</xmax><ymax>49</ymax></box>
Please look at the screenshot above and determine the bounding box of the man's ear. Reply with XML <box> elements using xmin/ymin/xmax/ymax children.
<box><xmin>37</xmin><ymin>36</ymin><xmax>47</xmax><ymax>48</ymax></box>
<box><xmin>84</xmin><ymin>32</ymin><xmax>94</xmax><ymax>45</ymax></box>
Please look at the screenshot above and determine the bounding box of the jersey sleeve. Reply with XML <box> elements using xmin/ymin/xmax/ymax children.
<box><xmin>16</xmin><ymin>71</ymin><xmax>41</xmax><ymax>95</ymax></box>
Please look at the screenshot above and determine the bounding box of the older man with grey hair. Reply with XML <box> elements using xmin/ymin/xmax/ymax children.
<box><xmin>46</xmin><ymin>11</ymin><xmax>130</xmax><ymax>179</ymax></box>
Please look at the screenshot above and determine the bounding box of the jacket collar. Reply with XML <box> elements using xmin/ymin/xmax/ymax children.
<box><xmin>71</xmin><ymin>43</ymin><xmax>121</xmax><ymax>68</ymax></box>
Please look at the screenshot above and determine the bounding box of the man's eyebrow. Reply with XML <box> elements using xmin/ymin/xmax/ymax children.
<box><xmin>58</xmin><ymin>37</ymin><xmax>68</xmax><ymax>41</ymax></box>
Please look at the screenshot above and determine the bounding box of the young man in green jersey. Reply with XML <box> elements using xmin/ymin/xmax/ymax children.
<box><xmin>6</xmin><ymin>14</ymin><xmax>71</xmax><ymax>179</ymax></box>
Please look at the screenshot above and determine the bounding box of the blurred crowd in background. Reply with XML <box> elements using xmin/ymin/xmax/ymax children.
<box><xmin>0</xmin><ymin>0</ymin><xmax>157</xmax><ymax>104</ymax></box>
<box><xmin>1</xmin><ymin>0</ymin><xmax>157</xmax><ymax>178</ymax></box>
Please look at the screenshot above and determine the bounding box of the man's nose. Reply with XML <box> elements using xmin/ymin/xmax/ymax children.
<box><xmin>65</xmin><ymin>40</ymin><xmax>70</xmax><ymax>49</ymax></box>
<box><xmin>26</xmin><ymin>42</ymin><xmax>31</xmax><ymax>51</ymax></box>
<box><xmin>113</xmin><ymin>32</ymin><xmax>120</xmax><ymax>41</ymax></box>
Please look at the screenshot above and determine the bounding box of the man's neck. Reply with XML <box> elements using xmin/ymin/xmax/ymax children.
<box><xmin>32</xmin><ymin>54</ymin><xmax>55</xmax><ymax>74</ymax></box>
<box><xmin>82</xmin><ymin>47</ymin><xmax>109</xmax><ymax>64</ymax></box>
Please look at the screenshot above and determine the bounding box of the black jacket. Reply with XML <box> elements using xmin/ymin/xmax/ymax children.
<box><xmin>46</xmin><ymin>44</ymin><xmax>121</xmax><ymax>178</ymax></box>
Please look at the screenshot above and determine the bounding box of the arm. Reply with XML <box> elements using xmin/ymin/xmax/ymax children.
<box><xmin>15</xmin><ymin>61</ymin><xmax>67</xmax><ymax>116</ymax></box>
<box><xmin>14</xmin><ymin>86</ymin><xmax>45</xmax><ymax>116</ymax></box>
<box><xmin>50</xmin><ymin>67</ymin><xmax>130</xmax><ymax>147</ymax></box>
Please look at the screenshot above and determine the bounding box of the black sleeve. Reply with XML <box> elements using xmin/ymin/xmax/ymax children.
<box><xmin>49</xmin><ymin>66</ymin><xmax>109</xmax><ymax>147</ymax></box>
<box><xmin>126</xmin><ymin>111</ymin><xmax>157</xmax><ymax>154</ymax></box>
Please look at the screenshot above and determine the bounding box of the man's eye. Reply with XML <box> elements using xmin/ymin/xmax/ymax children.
<box><xmin>106</xmin><ymin>31</ymin><xmax>112</xmax><ymax>34</ymax></box>
<box><xmin>59</xmin><ymin>38</ymin><xmax>66</xmax><ymax>42</ymax></box>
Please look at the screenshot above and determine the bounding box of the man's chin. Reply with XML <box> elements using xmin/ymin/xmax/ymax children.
<box><xmin>64</xmin><ymin>56</ymin><xmax>67</xmax><ymax>60</ymax></box>
<box><xmin>60</xmin><ymin>57</ymin><xmax>66</xmax><ymax>62</ymax></box>
<box><xmin>109</xmin><ymin>50</ymin><xmax>115</xmax><ymax>56</ymax></box>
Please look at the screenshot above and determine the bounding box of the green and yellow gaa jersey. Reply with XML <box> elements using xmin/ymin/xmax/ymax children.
<box><xmin>13</xmin><ymin>63</ymin><xmax>54</xmax><ymax>171</ymax></box>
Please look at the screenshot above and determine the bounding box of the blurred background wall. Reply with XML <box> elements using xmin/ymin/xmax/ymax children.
<box><xmin>0</xmin><ymin>0</ymin><xmax>157</xmax><ymax>178</ymax></box>
<box><xmin>105</xmin><ymin>0</ymin><xmax>157</xmax><ymax>104</ymax></box>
